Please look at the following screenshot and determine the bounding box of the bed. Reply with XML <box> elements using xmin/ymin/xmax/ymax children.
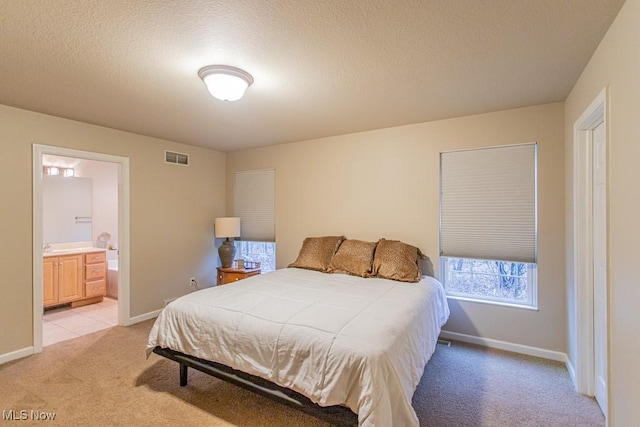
<box><xmin>147</xmin><ymin>265</ymin><xmax>449</xmax><ymax>426</ymax></box>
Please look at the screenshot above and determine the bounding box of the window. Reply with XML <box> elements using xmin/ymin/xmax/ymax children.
<box><xmin>439</xmin><ymin>143</ymin><xmax>537</xmax><ymax>308</ymax></box>
<box><xmin>441</xmin><ymin>257</ymin><xmax>536</xmax><ymax>307</ymax></box>
<box><xmin>234</xmin><ymin>241</ymin><xmax>276</xmax><ymax>273</ymax></box>
<box><xmin>234</xmin><ymin>169</ymin><xmax>276</xmax><ymax>271</ymax></box>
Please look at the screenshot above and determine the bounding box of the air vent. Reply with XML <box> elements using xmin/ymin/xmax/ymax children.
<box><xmin>165</xmin><ymin>150</ymin><xmax>189</xmax><ymax>166</ymax></box>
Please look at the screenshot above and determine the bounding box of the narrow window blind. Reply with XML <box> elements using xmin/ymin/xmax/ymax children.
<box><xmin>440</xmin><ymin>143</ymin><xmax>537</xmax><ymax>263</ymax></box>
<box><xmin>234</xmin><ymin>169</ymin><xmax>275</xmax><ymax>242</ymax></box>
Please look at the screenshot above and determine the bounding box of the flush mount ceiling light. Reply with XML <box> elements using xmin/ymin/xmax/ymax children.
<box><xmin>198</xmin><ymin>65</ymin><xmax>254</xmax><ymax>102</ymax></box>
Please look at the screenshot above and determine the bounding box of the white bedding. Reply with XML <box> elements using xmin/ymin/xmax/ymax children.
<box><xmin>147</xmin><ymin>268</ymin><xmax>449</xmax><ymax>426</ymax></box>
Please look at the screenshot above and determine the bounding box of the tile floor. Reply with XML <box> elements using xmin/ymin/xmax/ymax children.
<box><xmin>43</xmin><ymin>297</ymin><xmax>118</xmax><ymax>347</ymax></box>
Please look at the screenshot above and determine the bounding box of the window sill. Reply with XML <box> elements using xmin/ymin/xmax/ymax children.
<box><xmin>446</xmin><ymin>295</ymin><xmax>538</xmax><ymax>311</ymax></box>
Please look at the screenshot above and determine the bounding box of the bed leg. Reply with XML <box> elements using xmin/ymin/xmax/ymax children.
<box><xmin>180</xmin><ymin>363</ymin><xmax>188</xmax><ymax>386</ymax></box>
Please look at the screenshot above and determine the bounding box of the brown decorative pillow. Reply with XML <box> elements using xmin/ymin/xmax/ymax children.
<box><xmin>372</xmin><ymin>239</ymin><xmax>426</xmax><ymax>283</ymax></box>
<box><xmin>288</xmin><ymin>236</ymin><xmax>345</xmax><ymax>272</ymax></box>
<box><xmin>327</xmin><ymin>239</ymin><xmax>378</xmax><ymax>277</ymax></box>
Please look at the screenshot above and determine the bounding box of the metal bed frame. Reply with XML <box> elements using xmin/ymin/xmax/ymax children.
<box><xmin>152</xmin><ymin>346</ymin><xmax>358</xmax><ymax>426</ymax></box>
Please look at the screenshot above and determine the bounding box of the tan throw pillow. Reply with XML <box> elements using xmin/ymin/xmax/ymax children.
<box><xmin>327</xmin><ymin>239</ymin><xmax>378</xmax><ymax>277</ymax></box>
<box><xmin>372</xmin><ymin>239</ymin><xmax>425</xmax><ymax>283</ymax></box>
<box><xmin>288</xmin><ymin>236</ymin><xmax>345</xmax><ymax>272</ymax></box>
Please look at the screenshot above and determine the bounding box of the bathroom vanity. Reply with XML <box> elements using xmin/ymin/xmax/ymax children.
<box><xmin>43</xmin><ymin>248</ymin><xmax>107</xmax><ymax>308</ymax></box>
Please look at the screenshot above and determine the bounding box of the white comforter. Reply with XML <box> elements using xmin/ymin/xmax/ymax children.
<box><xmin>147</xmin><ymin>268</ymin><xmax>449</xmax><ymax>426</ymax></box>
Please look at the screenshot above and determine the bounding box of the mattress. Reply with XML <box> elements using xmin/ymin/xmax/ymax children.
<box><xmin>147</xmin><ymin>267</ymin><xmax>449</xmax><ymax>426</ymax></box>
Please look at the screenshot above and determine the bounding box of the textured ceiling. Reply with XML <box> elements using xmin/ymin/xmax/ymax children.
<box><xmin>0</xmin><ymin>0</ymin><xmax>625</xmax><ymax>152</ymax></box>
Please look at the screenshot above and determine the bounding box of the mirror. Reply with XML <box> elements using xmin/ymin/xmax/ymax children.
<box><xmin>43</xmin><ymin>175</ymin><xmax>92</xmax><ymax>243</ymax></box>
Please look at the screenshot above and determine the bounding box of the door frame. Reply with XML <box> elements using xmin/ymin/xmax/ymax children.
<box><xmin>32</xmin><ymin>144</ymin><xmax>131</xmax><ymax>353</ymax></box>
<box><xmin>572</xmin><ymin>88</ymin><xmax>608</xmax><ymax>407</ymax></box>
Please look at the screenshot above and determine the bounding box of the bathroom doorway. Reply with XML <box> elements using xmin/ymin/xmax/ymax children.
<box><xmin>32</xmin><ymin>145</ymin><xmax>130</xmax><ymax>353</ymax></box>
<box><xmin>41</xmin><ymin>155</ymin><xmax>119</xmax><ymax>346</ymax></box>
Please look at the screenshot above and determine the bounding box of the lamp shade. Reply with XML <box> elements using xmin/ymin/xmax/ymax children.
<box><xmin>214</xmin><ymin>217</ymin><xmax>241</xmax><ymax>238</ymax></box>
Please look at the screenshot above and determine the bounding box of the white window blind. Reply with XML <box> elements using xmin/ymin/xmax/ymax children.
<box><xmin>234</xmin><ymin>169</ymin><xmax>275</xmax><ymax>242</ymax></box>
<box><xmin>440</xmin><ymin>143</ymin><xmax>537</xmax><ymax>264</ymax></box>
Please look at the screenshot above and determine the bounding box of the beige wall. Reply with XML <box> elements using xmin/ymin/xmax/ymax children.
<box><xmin>564</xmin><ymin>0</ymin><xmax>640</xmax><ymax>424</ymax></box>
<box><xmin>227</xmin><ymin>102</ymin><xmax>566</xmax><ymax>352</ymax></box>
<box><xmin>0</xmin><ymin>104</ymin><xmax>226</xmax><ymax>356</ymax></box>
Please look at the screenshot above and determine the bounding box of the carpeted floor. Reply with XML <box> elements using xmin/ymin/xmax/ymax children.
<box><xmin>0</xmin><ymin>320</ymin><xmax>604</xmax><ymax>426</ymax></box>
<box><xmin>413</xmin><ymin>341</ymin><xmax>604</xmax><ymax>427</ymax></box>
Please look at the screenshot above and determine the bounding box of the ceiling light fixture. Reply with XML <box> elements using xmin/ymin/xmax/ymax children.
<box><xmin>43</xmin><ymin>166</ymin><xmax>75</xmax><ymax>177</ymax></box>
<box><xmin>45</xmin><ymin>166</ymin><xmax>59</xmax><ymax>176</ymax></box>
<box><xmin>198</xmin><ymin>65</ymin><xmax>254</xmax><ymax>102</ymax></box>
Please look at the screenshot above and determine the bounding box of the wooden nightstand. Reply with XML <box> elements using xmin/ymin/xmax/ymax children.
<box><xmin>217</xmin><ymin>267</ymin><xmax>261</xmax><ymax>285</ymax></box>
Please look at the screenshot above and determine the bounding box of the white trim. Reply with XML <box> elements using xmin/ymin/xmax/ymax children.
<box><xmin>566</xmin><ymin>355</ymin><xmax>577</xmax><ymax>386</ymax></box>
<box><xmin>128</xmin><ymin>309</ymin><xmax>162</xmax><ymax>324</ymax></box>
<box><xmin>445</xmin><ymin>295</ymin><xmax>539</xmax><ymax>311</ymax></box>
<box><xmin>571</xmin><ymin>87</ymin><xmax>607</xmax><ymax>398</ymax></box>
<box><xmin>439</xmin><ymin>330</ymin><xmax>567</xmax><ymax>362</ymax></box>
<box><xmin>32</xmin><ymin>145</ymin><xmax>131</xmax><ymax>350</ymax></box>
<box><xmin>1</xmin><ymin>307</ymin><xmax>158</xmax><ymax>365</ymax></box>
<box><xmin>32</xmin><ymin>148</ymin><xmax>44</xmax><ymax>353</ymax></box>
<box><xmin>0</xmin><ymin>347</ymin><xmax>34</xmax><ymax>365</ymax></box>
<box><xmin>440</xmin><ymin>141</ymin><xmax>538</xmax><ymax>154</ymax></box>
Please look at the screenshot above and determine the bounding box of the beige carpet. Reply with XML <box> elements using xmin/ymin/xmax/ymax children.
<box><xmin>0</xmin><ymin>320</ymin><xmax>604</xmax><ymax>426</ymax></box>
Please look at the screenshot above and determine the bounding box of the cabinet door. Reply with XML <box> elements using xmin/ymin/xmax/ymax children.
<box><xmin>43</xmin><ymin>257</ymin><xmax>59</xmax><ymax>307</ymax></box>
<box><xmin>58</xmin><ymin>255</ymin><xmax>83</xmax><ymax>303</ymax></box>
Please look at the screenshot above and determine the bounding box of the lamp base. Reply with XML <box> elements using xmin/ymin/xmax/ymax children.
<box><xmin>218</xmin><ymin>240</ymin><xmax>237</xmax><ymax>268</ymax></box>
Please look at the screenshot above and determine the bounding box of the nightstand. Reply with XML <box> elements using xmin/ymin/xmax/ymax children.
<box><xmin>217</xmin><ymin>267</ymin><xmax>261</xmax><ymax>285</ymax></box>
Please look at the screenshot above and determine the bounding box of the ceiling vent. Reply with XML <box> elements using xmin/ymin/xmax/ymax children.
<box><xmin>165</xmin><ymin>150</ymin><xmax>189</xmax><ymax>166</ymax></box>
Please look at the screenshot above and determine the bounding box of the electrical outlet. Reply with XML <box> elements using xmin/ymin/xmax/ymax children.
<box><xmin>189</xmin><ymin>277</ymin><xmax>197</xmax><ymax>288</ymax></box>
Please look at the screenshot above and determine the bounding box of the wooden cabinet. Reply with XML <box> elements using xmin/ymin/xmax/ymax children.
<box><xmin>84</xmin><ymin>251</ymin><xmax>106</xmax><ymax>299</ymax></box>
<box><xmin>217</xmin><ymin>267</ymin><xmax>261</xmax><ymax>285</ymax></box>
<box><xmin>43</xmin><ymin>254</ymin><xmax>83</xmax><ymax>307</ymax></box>
<box><xmin>43</xmin><ymin>257</ymin><xmax>59</xmax><ymax>307</ymax></box>
<box><xmin>43</xmin><ymin>250</ymin><xmax>106</xmax><ymax>308</ymax></box>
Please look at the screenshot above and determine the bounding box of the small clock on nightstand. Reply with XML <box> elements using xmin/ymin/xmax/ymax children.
<box><xmin>217</xmin><ymin>267</ymin><xmax>261</xmax><ymax>285</ymax></box>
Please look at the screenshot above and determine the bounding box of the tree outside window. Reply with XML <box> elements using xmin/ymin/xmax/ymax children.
<box><xmin>442</xmin><ymin>257</ymin><xmax>536</xmax><ymax>308</ymax></box>
<box><xmin>234</xmin><ymin>241</ymin><xmax>276</xmax><ymax>273</ymax></box>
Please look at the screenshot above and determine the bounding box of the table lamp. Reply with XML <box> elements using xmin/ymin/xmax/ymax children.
<box><xmin>214</xmin><ymin>217</ymin><xmax>241</xmax><ymax>268</ymax></box>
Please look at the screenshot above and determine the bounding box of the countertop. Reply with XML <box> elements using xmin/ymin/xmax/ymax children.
<box><xmin>43</xmin><ymin>247</ymin><xmax>106</xmax><ymax>257</ymax></box>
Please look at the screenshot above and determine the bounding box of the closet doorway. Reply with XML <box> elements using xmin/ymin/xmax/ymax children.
<box><xmin>572</xmin><ymin>88</ymin><xmax>608</xmax><ymax>418</ymax></box>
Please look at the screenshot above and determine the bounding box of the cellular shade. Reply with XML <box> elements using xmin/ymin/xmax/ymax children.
<box><xmin>234</xmin><ymin>169</ymin><xmax>275</xmax><ymax>242</ymax></box>
<box><xmin>440</xmin><ymin>143</ymin><xmax>537</xmax><ymax>263</ymax></box>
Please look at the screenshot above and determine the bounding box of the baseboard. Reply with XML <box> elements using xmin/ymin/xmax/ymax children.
<box><xmin>127</xmin><ymin>309</ymin><xmax>162</xmax><ymax>325</ymax></box>
<box><xmin>0</xmin><ymin>346</ymin><xmax>34</xmax><ymax>365</ymax></box>
<box><xmin>439</xmin><ymin>330</ymin><xmax>566</xmax><ymax>362</ymax></box>
<box><xmin>2</xmin><ymin>309</ymin><xmax>161</xmax><ymax>365</ymax></box>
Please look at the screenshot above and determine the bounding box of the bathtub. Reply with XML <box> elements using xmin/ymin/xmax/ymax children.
<box><xmin>107</xmin><ymin>259</ymin><xmax>118</xmax><ymax>299</ymax></box>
